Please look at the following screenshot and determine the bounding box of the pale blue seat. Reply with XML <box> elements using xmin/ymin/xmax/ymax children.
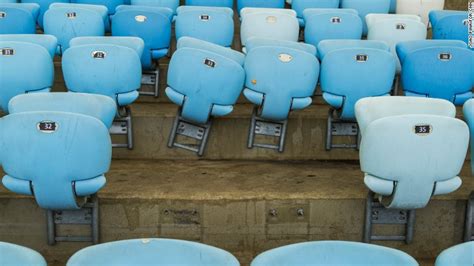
<box><xmin>0</xmin><ymin>41</ymin><xmax>53</xmax><ymax>112</ymax></box>
<box><xmin>246</xmin><ymin>37</ymin><xmax>317</xmax><ymax>56</ymax></box>
<box><xmin>176</xmin><ymin>6</ymin><xmax>234</xmax><ymax>47</ymax></box>
<box><xmin>0</xmin><ymin>3</ymin><xmax>40</xmax><ymax>34</ymax></box>
<box><xmin>292</xmin><ymin>0</ymin><xmax>340</xmax><ymax>27</ymax></box>
<box><xmin>1</xmin><ymin>111</ymin><xmax>112</xmax><ymax>210</ymax></box>
<box><xmin>186</xmin><ymin>0</ymin><xmax>233</xmax><ymax>8</ymax></box>
<box><xmin>0</xmin><ymin>242</ymin><xmax>46</xmax><ymax>266</ymax></box>
<box><xmin>0</xmin><ymin>34</ymin><xmax>58</xmax><ymax>58</ymax></box>
<box><xmin>303</xmin><ymin>8</ymin><xmax>362</xmax><ymax>48</ymax></box>
<box><xmin>396</xmin><ymin>39</ymin><xmax>467</xmax><ymax>63</ymax></box>
<box><xmin>317</xmin><ymin>39</ymin><xmax>389</xmax><ymax>59</ymax></box>
<box><xmin>237</xmin><ymin>0</ymin><xmax>284</xmax><ymax>14</ymax></box>
<box><xmin>69</xmin><ymin>36</ymin><xmax>145</xmax><ymax>58</ymax></box>
<box><xmin>340</xmin><ymin>0</ymin><xmax>391</xmax><ymax>35</ymax></box>
<box><xmin>21</xmin><ymin>0</ymin><xmax>69</xmax><ymax>28</ymax></box>
<box><xmin>73</xmin><ymin>0</ymin><xmax>124</xmax><ymax>15</ymax></box>
<box><xmin>397</xmin><ymin>40</ymin><xmax>474</xmax><ymax>105</ymax></box>
<box><xmin>251</xmin><ymin>241</ymin><xmax>418</xmax><ymax>266</ymax></box>
<box><xmin>464</xmin><ymin>99</ymin><xmax>474</xmax><ymax>175</ymax></box>
<box><xmin>67</xmin><ymin>239</ymin><xmax>239</xmax><ymax>266</ymax></box>
<box><xmin>429</xmin><ymin>10</ymin><xmax>469</xmax><ymax>46</ymax></box>
<box><xmin>43</xmin><ymin>3</ymin><xmax>107</xmax><ymax>54</ymax></box>
<box><xmin>435</xmin><ymin>241</ymin><xmax>474</xmax><ymax>266</ymax></box>
<box><xmin>130</xmin><ymin>0</ymin><xmax>179</xmax><ymax>18</ymax></box>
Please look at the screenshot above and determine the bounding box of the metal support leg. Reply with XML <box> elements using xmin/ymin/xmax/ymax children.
<box><xmin>110</xmin><ymin>107</ymin><xmax>133</xmax><ymax>150</ymax></box>
<box><xmin>464</xmin><ymin>191</ymin><xmax>474</xmax><ymax>242</ymax></box>
<box><xmin>326</xmin><ymin>109</ymin><xmax>359</xmax><ymax>151</ymax></box>
<box><xmin>363</xmin><ymin>192</ymin><xmax>415</xmax><ymax>244</ymax></box>
<box><xmin>247</xmin><ymin>107</ymin><xmax>288</xmax><ymax>153</ymax></box>
<box><xmin>167</xmin><ymin>110</ymin><xmax>212</xmax><ymax>156</ymax></box>
<box><xmin>141</xmin><ymin>68</ymin><xmax>160</xmax><ymax>97</ymax></box>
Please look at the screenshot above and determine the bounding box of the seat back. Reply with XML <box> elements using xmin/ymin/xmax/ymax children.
<box><xmin>0</xmin><ymin>242</ymin><xmax>46</xmax><ymax>266</ymax></box>
<box><xmin>244</xmin><ymin>45</ymin><xmax>319</xmax><ymax>121</ymax></box>
<box><xmin>21</xmin><ymin>0</ymin><xmax>69</xmax><ymax>28</ymax></box>
<box><xmin>340</xmin><ymin>0</ymin><xmax>391</xmax><ymax>35</ymax></box>
<box><xmin>62</xmin><ymin>44</ymin><xmax>142</xmax><ymax>106</ymax></box>
<box><xmin>303</xmin><ymin>8</ymin><xmax>362</xmax><ymax>47</ymax></box>
<box><xmin>365</xmin><ymin>13</ymin><xmax>421</xmax><ymax>28</ymax></box>
<box><xmin>112</xmin><ymin>6</ymin><xmax>172</xmax><ymax>69</ymax></box>
<box><xmin>69</xmin><ymin>36</ymin><xmax>144</xmax><ymax>57</ymax></box>
<box><xmin>237</xmin><ymin>0</ymin><xmax>284</xmax><ymax>14</ymax></box>
<box><xmin>186</xmin><ymin>0</ymin><xmax>233</xmax><ymax>8</ymax></box>
<box><xmin>429</xmin><ymin>11</ymin><xmax>469</xmax><ymax>45</ymax></box>
<box><xmin>176</xmin><ymin>6</ymin><xmax>234</xmax><ymax>47</ymax></box>
<box><xmin>0</xmin><ymin>34</ymin><xmax>58</xmax><ymax>58</ymax></box>
<box><xmin>320</xmin><ymin>48</ymin><xmax>396</xmax><ymax>120</ymax></box>
<box><xmin>464</xmin><ymin>99</ymin><xmax>474</xmax><ymax>175</ymax></box>
<box><xmin>246</xmin><ymin>37</ymin><xmax>316</xmax><ymax>56</ymax></box>
<box><xmin>292</xmin><ymin>0</ymin><xmax>339</xmax><ymax>25</ymax></box>
<box><xmin>0</xmin><ymin>4</ymin><xmax>37</xmax><ymax>34</ymax></box>
<box><xmin>435</xmin><ymin>241</ymin><xmax>474</xmax><ymax>266</ymax></box>
<box><xmin>0</xmin><ymin>41</ymin><xmax>53</xmax><ymax>112</ymax></box>
<box><xmin>251</xmin><ymin>241</ymin><xmax>418</xmax><ymax>266</ymax></box>
<box><xmin>396</xmin><ymin>39</ymin><xmax>467</xmax><ymax>64</ymax></box>
<box><xmin>317</xmin><ymin>39</ymin><xmax>389</xmax><ymax>59</ymax></box>
<box><xmin>0</xmin><ymin>111</ymin><xmax>112</xmax><ymax>210</ymax></box>
<box><xmin>397</xmin><ymin>0</ymin><xmax>444</xmax><ymax>26</ymax></box>
<box><xmin>74</xmin><ymin>0</ymin><xmax>124</xmax><ymax>14</ymax></box>
<box><xmin>401</xmin><ymin>46</ymin><xmax>474</xmax><ymax>105</ymax></box>
<box><xmin>67</xmin><ymin>239</ymin><xmax>239</xmax><ymax>266</ymax></box>
<box><xmin>43</xmin><ymin>4</ymin><xmax>106</xmax><ymax>54</ymax></box>
<box><xmin>130</xmin><ymin>0</ymin><xmax>179</xmax><ymax>15</ymax></box>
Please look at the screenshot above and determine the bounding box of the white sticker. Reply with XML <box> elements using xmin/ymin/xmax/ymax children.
<box><xmin>438</xmin><ymin>53</ymin><xmax>451</xmax><ymax>61</ymax></box>
<box><xmin>266</xmin><ymin>16</ymin><xmax>277</xmax><ymax>23</ymax></box>
<box><xmin>135</xmin><ymin>15</ymin><xmax>147</xmax><ymax>22</ymax></box>
<box><xmin>278</xmin><ymin>53</ymin><xmax>292</xmax><ymax>63</ymax></box>
<box><xmin>0</xmin><ymin>12</ymin><xmax>6</xmax><ymax>18</ymax></box>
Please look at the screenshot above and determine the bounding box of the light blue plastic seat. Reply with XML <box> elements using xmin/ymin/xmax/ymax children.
<box><xmin>396</xmin><ymin>39</ymin><xmax>467</xmax><ymax>64</ymax></box>
<box><xmin>130</xmin><ymin>0</ymin><xmax>179</xmax><ymax>18</ymax></box>
<box><xmin>67</xmin><ymin>239</ymin><xmax>239</xmax><ymax>266</ymax></box>
<box><xmin>317</xmin><ymin>39</ymin><xmax>389</xmax><ymax>59</ymax></box>
<box><xmin>246</xmin><ymin>37</ymin><xmax>317</xmax><ymax>56</ymax></box>
<box><xmin>176</xmin><ymin>6</ymin><xmax>234</xmax><ymax>47</ymax></box>
<box><xmin>464</xmin><ymin>99</ymin><xmax>474</xmax><ymax>175</ymax></box>
<box><xmin>292</xmin><ymin>0</ymin><xmax>340</xmax><ymax>27</ymax></box>
<box><xmin>237</xmin><ymin>0</ymin><xmax>284</xmax><ymax>14</ymax></box>
<box><xmin>340</xmin><ymin>0</ymin><xmax>391</xmax><ymax>35</ymax></box>
<box><xmin>0</xmin><ymin>3</ymin><xmax>39</xmax><ymax>34</ymax></box>
<box><xmin>43</xmin><ymin>3</ymin><xmax>107</xmax><ymax>54</ymax></box>
<box><xmin>0</xmin><ymin>34</ymin><xmax>58</xmax><ymax>58</ymax></box>
<box><xmin>429</xmin><ymin>10</ymin><xmax>469</xmax><ymax>46</ymax></box>
<box><xmin>186</xmin><ymin>0</ymin><xmax>233</xmax><ymax>8</ymax></box>
<box><xmin>251</xmin><ymin>241</ymin><xmax>418</xmax><ymax>266</ymax></box>
<box><xmin>1</xmin><ymin>111</ymin><xmax>112</xmax><ymax>210</ymax></box>
<box><xmin>397</xmin><ymin>41</ymin><xmax>474</xmax><ymax>105</ymax></box>
<box><xmin>0</xmin><ymin>242</ymin><xmax>47</xmax><ymax>266</ymax></box>
<box><xmin>303</xmin><ymin>8</ymin><xmax>362</xmax><ymax>48</ymax></box>
<box><xmin>73</xmin><ymin>0</ymin><xmax>124</xmax><ymax>15</ymax></box>
<box><xmin>69</xmin><ymin>36</ymin><xmax>145</xmax><ymax>58</ymax></box>
<box><xmin>0</xmin><ymin>41</ymin><xmax>53</xmax><ymax>112</ymax></box>
<box><xmin>435</xmin><ymin>241</ymin><xmax>474</xmax><ymax>266</ymax></box>
<box><xmin>21</xmin><ymin>0</ymin><xmax>69</xmax><ymax>28</ymax></box>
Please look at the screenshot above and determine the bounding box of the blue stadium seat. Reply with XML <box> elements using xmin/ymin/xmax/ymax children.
<box><xmin>69</xmin><ymin>36</ymin><xmax>144</xmax><ymax>58</ymax></box>
<box><xmin>0</xmin><ymin>41</ymin><xmax>53</xmax><ymax>112</ymax></box>
<box><xmin>0</xmin><ymin>242</ymin><xmax>46</xmax><ymax>266</ymax></box>
<box><xmin>464</xmin><ymin>99</ymin><xmax>474</xmax><ymax>175</ymax></box>
<box><xmin>237</xmin><ymin>0</ymin><xmax>285</xmax><ymax>14</ymax></box>
<box><xmin>240</xmin><ymin>8</ymin><xmax>299</xmax><ymax>53</ymax></box>
<box><xmin>67</xmin><ymin>239</ymin><xmax>239</xmax><ymax>266</ymax></box>
<box><xmin>318</xmin><ymin>40</ymin><xmax>395</xmax><ymax>150</ymax></box>
<box><xmin>62</xmin><ymin>43</ymin><xmax>142</xmax><ymax>149</ymax></box>
<box><xmin>435</xmin><ymin>241</ymin><xmax>474</xmax><ymax>266</ymax></box>
<box><xmin>251</xmin><ymin>241</ymin><xmax>418</xmax><ymax>266</ymax></box>
<box><xmin>112</xmin><ymin>5</ymin><xmax>172</xmax><ymax>97</ymax></box>
<box><xmin>429</xmin><ymin>10</ymin><xmax>470</xmax><ymax>46</ymax></box>
<box><xmin>317</xmin><ymin>39</ymin><xmax>389</xmax><ymax>59</ymax></box>
<box><xmin>176</xmin><ymin>6</ymin><xmax>234</xmax><ymax>47</ymax></box>
<box><xmin>340</xmin><ymin>0</ymin><xmax>391</xmax><ymax>35</ymax></box>
<box><xmin>43</xmin><ymin>3</ymin><xmax>107</xmax><ymax>55</ymax></box>
<box><xmin>396</xmin><ymin>39</ymin><xmax>467</xmax><ymax>65</ymax></box>
<box><xmin>0</xmin><ymin>3</ymin><xmax>39</xmax><ymax>34</ymax></box>
<box><xmin>166</xmin><ymin>37</ymin><xmax>245</xmax><ymax>156</ymax></box>
<box><xmin>292</xmin><ymin>0</ymin><xmax>340</xmax><ymax>27</ymax></box>
<box><xmin>244</xmin><ymin>38</ymin><xmax>319</xmax><ymax>152</ymax></box>
<box><xmin>303</xmin><ymin>8</ymin><xmax>362</xmax><ymax>48</ymax></box>
<box><xmin>130</xmin><ymin>0</ymin><xmax>179</xmax><ymax>18</ymax></box>
<box><xmin>0</xmin><ymin>34</ymin><xmax>58</xmax><ymax>58</ymax></box>
<box><xmin>21</xmin><ymin>0</ymin><xmax>69</xmax><ymax>28</ymax></box>
<box><xmin>397</xmin><ymin>40</ymin><xmax>474</xmax><ymax>105</ymax></box>
<box><xmin>397</xmin><ymin>0</ymin><xmax>444</xmax><ymax>26</ymax></box>
<box><xmin>356</xmin><ymin>96</ymin><xmax>469</xmax><ymax>243</ymax></box>
<box><xmin>186</xmin><ymin>0</ymin><xmax>233</xmax><ymax>8</ymax></box>
<box><xmin>73</xmin><ymin>0</ymin><xmax>124</xmax><ymax>15</ymax></box>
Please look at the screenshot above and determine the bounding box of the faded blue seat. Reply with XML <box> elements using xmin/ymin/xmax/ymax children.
<box><xmin>237</xmin><ymin>0</ymin><xmax>285</xmax><ymax>14</ymax></box>
<box><xmin>0</xmin><ymin>242</ymin><xmax>46</xmax><ymax>266</ymax></box>
<box><xmin>1</xmin><ymin>111</ymin><xmax>112</xmax><ymax>210</ymax></box>
<box><xmin>69</xmin><ymin>36</ymin><xmax>145</xmax><ymax>58</ymax></box>
<box><xmin>251</xmin><ymin>241</ymin><xmax>418</xmax><ymax>266</ymax></box>
<box><xmin>396</xmin><ymin>0</ymin><xmax>444</xmax><ymax>26</ymax></box>
<box><xmin>435</xmin><ymin>241</ymin><xmax>474</xmax><ymax>266</ymax></box>
<box><xmin>396</xmin><ymin>39</ymin><xmax>467</xmax><ymax>64</ymax></box>
<box><xmin>67</xmin><ymin>239</ymin><xmax>239</xmax><ymax>266</ymax></box>
<box><xmin>246</xmin><ymin>37</ymin><xmax>317</xmax><ymax>56</ymax></box>
<box><xmin>0</xmin><ymin>41</ymin><xmax>53</xmax><ymax>112</ymax></box>
<box><xmin>292</xmin><ymin>0</ymin><xmax>340</xmax><ymax>27</ymax></box>
<box><xmin>429</xmin><ymin>10</ymin><xmax>469</xmax><ymax>46</ymax></box>
<box><xmin>73</xmin><ymin>0</ymin><xmax>124</xmax><ymax>15</ymax></box>
<box><xmin>340</xmin><ymin>0</ymin><xmax>391</xmax><ymax>35</ymax></box>
<box><xmin>397</xmin><ymin>40</ymin><xmax>474</xmax><ymax>105</ymax></box>
<box><xmin>317</xmin><ymin>39</ymin><xmax>389</xmax><ymax>59</ymax></box>
<box><xmin>0</xmin><ymin>3</ymin><xmax>39</xmax><ymax>34</ymax></box>
<box><xmin>464</xmin><ymin>99</ymin><xmax>474</xmax><ymax>175</ymax></box>
<box><xmin>130</xmin><ymin>0</ymin><xmax>179</xmax><ymax>18</ymax></box>
<box><xmin>0</xmin><ymin>34</ymin><xmax>58</xmax><ymax>58</ymax></box>
<box><xmin>43</xmin><ymin>3</ymin><xmax>107</xmax><ymax>54</ymax></box>
<box><xmin>176</xmin><ymin>6</ymin><xmax>234</xmax><ymax>47</ymax></box>
<box><xmin>186</xmin><ymin>0</ymin><xmax>233</xmax><ymax>8</ymax></box>
<box><xmin>21</xmin><ymin>0</ymin><xmax>69</xmax><ymax>28</ymax></box>
<box><xmin>303</xmin><ymin>8</ymin><xmax>362</xmax><ymax>47</ymax></box>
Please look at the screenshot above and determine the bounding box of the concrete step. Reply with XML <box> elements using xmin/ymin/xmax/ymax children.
<box><xmin>0</xmin><ymin>160</ymin><xmax>472</xmax><ymax>265</ymax></box>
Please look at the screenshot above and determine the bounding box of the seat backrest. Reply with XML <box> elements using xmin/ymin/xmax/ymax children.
<box><xmin>320</xmin><ymin>48</ymin><xmax>396</xmax><ymax>120</ymax></box>
<box><xmin>175</xmin><ymin>6</ymin><xmax>234</xmax><ymax>47</ymax></box>
<box><xmin>43</xmin><ymin>4</ymin><xmax>106</xmax><ymax>54</ymax></box>
<box><xmin>67</xmin><ymin>239</ymin><xmax>239</xmax><ymax>266</ymax></box>
<box><xmin>9</xmin><ymin>92</ymin><xmax>117</xmax><ymax>128</ymax></box>
<box><xmin>292</xmin><ymin>0</ymin><xmax>340</xmax><ymax>18</ymax></box>
<box><xmin>21</xmin><ymin>0</ymin><xmax>69</xmax><ymax>28</ymax></box>
<box><xmin>246</xmin><ymin>37</ymin><xmax>316</xmax><ymax>56</ymax></box>
<box><xmin>303</xmin><ymin>8</ymin><xmax>362</xmax><ymax>48</ymax></box>
<box><xmin>62</xmin><ymin>44</ymin><xmax>142</xmax><ymax>104</ymax></box>
<box><xmin>397</xmin><ymin>0</ymin><xmax>445</xmax><ymax>26</ymax></box>
<box><xmin>0</xmin><ymin>34</ymin><xmax>58</xmax><ymax>58</ymax></box>
<box><xmin>240</xmin><ymin>10</ymin><xmax>299</xmax><ymax>47</ymax></box>
<box><xmin>0</xmin><ymin>41</ymin><xmax>53</xmax><ymax>112</ymax></box>
<box><xmin>0</xmin><ymin>2</ymin><xmax>39</xmax><ymax>19</ymax></box>
<box><xmin>0</xmin><ymin>111</ymin><xmax>112</xmax><ymax>210</ymax></box>
<box><xmin>130</xmin><ymin>0</ymin><xmax>179</xmax><ymax>15</ymax></box>
<box><xmin>237</xmin><ymin>0</ymin><xmax>284</xmax><ymax>14</ymax></box>
<box><xmin>185</xmin><ymin>0</ymin><xmax>233</xmax><ymax>8</ymax></box>
<box><xmin>0</xmin><ymin>4</ymin><xmax>37</xmax><ymax>34</ymax></box>
<box><xmin>435</xmin><ymin>241</ymin><xmax>474</xmax><ymax>266</ymax></box>
<box><xmin>240</xmin><ymin>7</ymin><xmax>296</xmax><ymax>17</ymax></box>
<box><xmin>0</xmin><ymin>242</ymin><xmax>46</xmax><ymax>266</ymax></box>
<box><xmin>429</xmin><ymin>10</ymin><xmax>469</xmax><ymax>44</ymax></box>
<box><xmin>396</xmin><ymin>39</ymin><xmax>467</xmax><ymax>64</ymax></box>
<box><xmin>244</xmin><ymin>45</ymin><xmax>319</xmax><ymax>121</ymax></box>
<box><xmin>74</xmin><ymin>0</ymin><xmax>124</xmax><ymax>14</ymax></box>
<box><xmin>177</xmin><ymin>36</ymin><xmax>245</xmax><ymax>65</ymax></box>
<box><xmin>317</xmin><ymin>39</ymin><xmax>389</xmax><ymax>60</ymax></box>
<box><xmin>69</xmin><ymin>36</ymin><xmax>145</xmax><ymax>57</ymax></box>
<box><xmin>340</xmin><ymin>0</ymin><xmax>391</xmax><ymax>35</ymax></box>
<box><xmin>401</xmin><ymin>46</ymin><xmax>473</xmax><ymax>105</ymax></box>
<box><xmin>365</xmin><ymin>13</ymin><xmax>421</xmax><ymax>29</ymax></box>
<box><xmin>464</xmin><ymin>99</ymin><xmax>474</xmax><ymax>175</ymax></box>
<box><xmin>167</xmin><ymin>38</ymin><xmax>245</xmax><ymax>124</ymax></box>
<box><xmin>112</xmin><ymin>5</ymin><xmax>172</xmax><ymax>69</ymax></box>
